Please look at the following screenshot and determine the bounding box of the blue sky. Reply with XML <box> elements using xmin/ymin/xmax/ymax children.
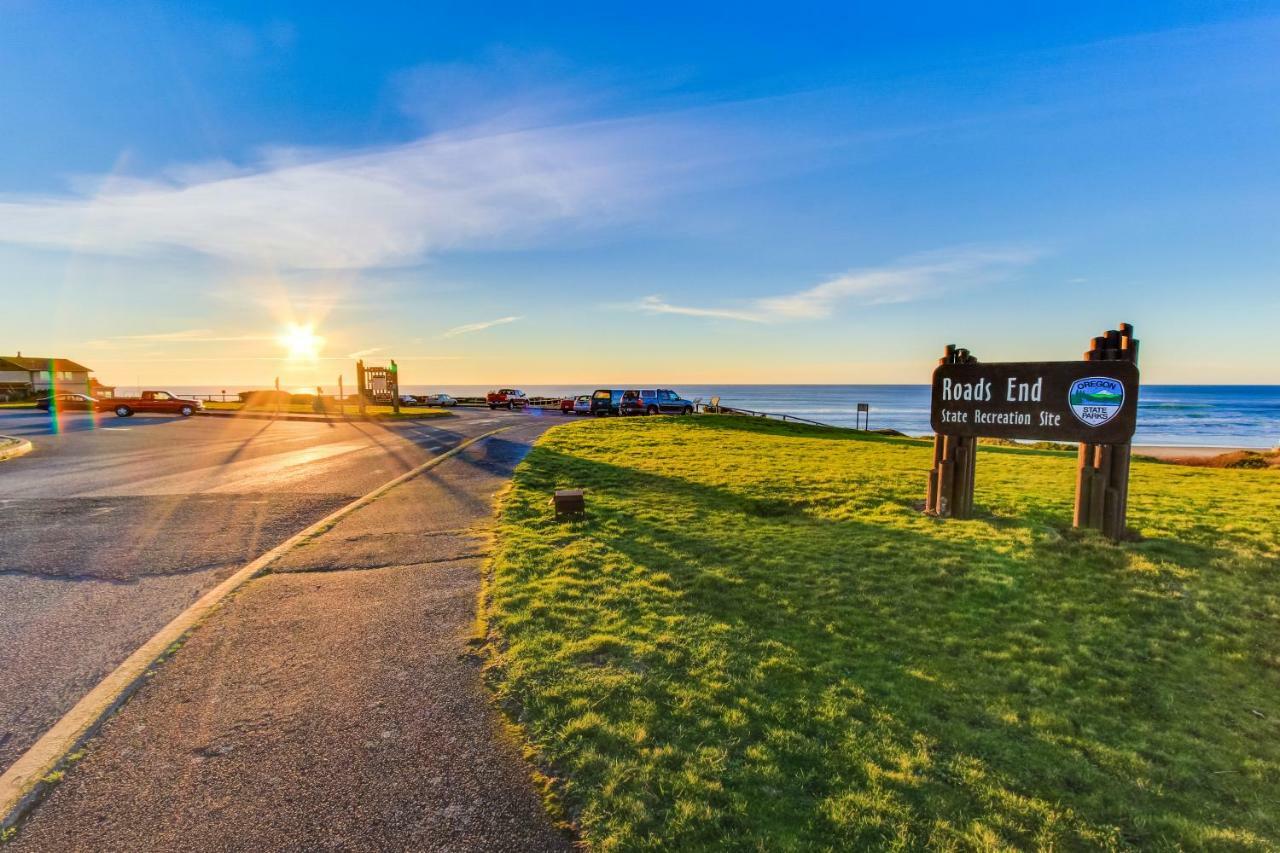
<box><xmin>1</xmin><ymin>1</ymin><xmax>1278</xmax><ymax>386</ymax></box>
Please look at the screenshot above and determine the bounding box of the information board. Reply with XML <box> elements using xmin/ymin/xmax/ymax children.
<box><xmin>930</xmin><ymin>360</ymin><xmax>1139</xmax><ymax>444</ymax></box>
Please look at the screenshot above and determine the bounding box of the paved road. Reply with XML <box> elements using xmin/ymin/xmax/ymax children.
<box><xmin>8</xmin><ymin>420</ymin><xmax>571</xmax><ymax>852</ymax></box>
<box><xmin>0</xmin><ymin>407</ymin><xmax>566</xmax><ymax>776</ymax></box>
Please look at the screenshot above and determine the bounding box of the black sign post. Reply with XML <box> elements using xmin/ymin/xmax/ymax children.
<box><xmin>390</xmin><ymin>359</ymin><xmax>400</xmax><ymax>414</ymax></box>
<box><xmin>926</xmin><ymin>324</ymin><xmax>1140</xmax><ymax>539</ymax></box>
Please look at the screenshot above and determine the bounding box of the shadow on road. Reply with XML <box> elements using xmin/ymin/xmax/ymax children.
<box><xmin>0</xmin><ymin>411</ymin><xmax>182</xmax><ymax>437</ymax></box>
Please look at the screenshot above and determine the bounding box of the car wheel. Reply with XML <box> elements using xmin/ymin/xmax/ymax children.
<box><xmin>682</xmin><ymin>406</ymin><xmax>693</xmax><ymax>415</ymax></box>
<box><xmin>646</xmin><ymin>405</ymin><xmax>658</xmax><ymax>415</ymax></box>
<box><xmin>180</xmin><ymin>405</ymin><xmax>194</xmax><ymax>417</ymax></box>
<box><xmin>114</xmin><ymin>405</ymin><xmax>133</xmax><ymax>418</ymax></box>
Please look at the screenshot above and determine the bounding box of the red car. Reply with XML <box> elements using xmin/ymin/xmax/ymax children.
<box><xmin>102</xmin><ymin>390</ymin><xmax>203</xmax><ymax>418</ymax></box>
<box><xmin>486</xmin><ymin>389</ymin><xmax>529</xmax><ymax>410</ymax></box>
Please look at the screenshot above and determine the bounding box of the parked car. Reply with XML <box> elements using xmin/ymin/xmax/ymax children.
<box><xmin>35</xmin><ymin>392</ymin><xmax>98</xmax><ymax>412</ymax></box>
<box><xmin>572</xmin><ymin>394</ymin><xmax>591</xmax><ymax>416</ymax></box>
<box><xmin>620</xmin><ymin>388</ymin><xmax>696</xmax><ymax>416</ymax></box>
<box><xmin>103</xmin><ymin>390</ymin><xmax>203</xmax><ymax>418</ymax></box>
<box><xmin>421</xmin><ymin>393</ymin><xmax>457</xmax><ymax>407</ymax></box>
<box><xmin>590</xmin><ymin>389</ymin><xmax>623</xmax><ymax>416</ymax></box>
<box><xmin>400</xmin><ymin>394</ymin><xmax>420</xmax><ymax>406</ymax></box>
<box><xmin>486</xmin><ymin>389</ymin><xmax>529</xmax><ymax>410</ymax></box>
<box><xmin>559</xmin><ymin>397</ymin><xmax>576</xmax><ymax>415</ymax></box>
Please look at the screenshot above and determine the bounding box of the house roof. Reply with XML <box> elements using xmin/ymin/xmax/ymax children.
<box><xmin>0</xmin><ymin>356</ymin><xmax>92</xmax><ymax>373</ymax></box>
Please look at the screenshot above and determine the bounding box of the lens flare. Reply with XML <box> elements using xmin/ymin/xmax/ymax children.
<box><xmin>278</xmin><ymin>323</ymin><xmax>324</xmax><ymax>361</ymax></box>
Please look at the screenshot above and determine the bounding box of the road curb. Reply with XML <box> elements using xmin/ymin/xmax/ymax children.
<box><xmin>0</xmin><ymin>425</ymin><xmax>513</xmax><ymax>833</ymax></box>
<box><xmin>195</xmin><ymin>410</ymin><xmax>455</xmax><ymax>424</ymax></box>
<box><xmin>0</xmin><ymin>436</ymin><xmax>33</xmax><ymax>462</ymax></box>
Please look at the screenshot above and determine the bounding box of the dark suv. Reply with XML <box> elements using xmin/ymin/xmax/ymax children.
<box><xmin>590</xmin><ymin>389</ymin><xmax>623</xmax><ymax>416</ymax></box>
<box><xmin>620</xmin><ymin>388</ymin><xmax>695</xmax><ymax>416</ymax></box>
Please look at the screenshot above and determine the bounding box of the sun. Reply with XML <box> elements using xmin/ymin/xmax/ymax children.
<box><xmin>278</xmin><ymin>323</ymin><xmax>324</xmax><ymax>361</ymax></box>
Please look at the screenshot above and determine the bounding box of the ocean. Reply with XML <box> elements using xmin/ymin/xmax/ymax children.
<box><xmin>157</xmin><ymin>384</ymin><xmax>1279</xmax><ymax>449</ymax></box>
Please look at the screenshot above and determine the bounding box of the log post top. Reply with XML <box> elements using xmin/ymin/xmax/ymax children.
<box><xmin>1085</xmin><ymin>323</ymin><xmax>1138</xmax><ymax>364</ymax></box>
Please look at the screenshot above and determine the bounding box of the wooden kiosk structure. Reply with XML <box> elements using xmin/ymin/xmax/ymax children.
<box><xmin>356</xmin><ymin>358</ymin><xmax>401</xmax><ymax>414</ymax></box>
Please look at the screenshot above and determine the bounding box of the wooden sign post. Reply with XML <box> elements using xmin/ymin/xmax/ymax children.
<box><xmin>925</xmin><ymin>345</ymin><xmax>979</xmax><ymax>519</ymax></box>
<box><xmin>1073</xmin><ymin>324</ymin><xmax>1139</xmax><ymax>539</ymax></box>
<box><xmin>926</xmin><ymin>325</ymin><xmax>1141</xmax><ymax>539</ymax></box>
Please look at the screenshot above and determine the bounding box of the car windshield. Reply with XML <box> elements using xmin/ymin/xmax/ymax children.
<box><xmin>593</xmin><ymin>391</ymin><xmax>610</xmax><ymax>399</ymax></box>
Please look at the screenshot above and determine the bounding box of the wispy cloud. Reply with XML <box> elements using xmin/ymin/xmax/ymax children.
<box><xmin>112</xmin><ymin>329</ymin><xmax>275</xmax><ymax>342</ymax></box>
<box><xmin>345</xmin><ymin>347</ymin><xmax>386</xmax><ymax>359</ymax></box>
<box><xmin>635</xmin><ymin>296</ymin><xmax>767</xmax><ymax>323</ymax></box>
<box><xmin>0</xmin><ymin>108</ymin><xmax>762</xmax><ymax>270</ymax></box>
<box><xmin>442</xmin><ymin>315</ymin><xmax>523</xmax><ymax>337</ymax></box>
<box><xmin>634</xmin><ymin>248</ymin><xmax>1038</xmax><ymax>323</ymax></box>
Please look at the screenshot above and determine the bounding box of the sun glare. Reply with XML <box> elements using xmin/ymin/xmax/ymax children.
<box><xmin>278</xmin><ymin>323</ymin><xmax>324</xmax><ymax>361</ymax></box>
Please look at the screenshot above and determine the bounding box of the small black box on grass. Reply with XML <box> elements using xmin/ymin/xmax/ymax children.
<box><xmin>553</xmin><ymin>489</ymin><xmax>585</xmax><ymax>519</ymax></box>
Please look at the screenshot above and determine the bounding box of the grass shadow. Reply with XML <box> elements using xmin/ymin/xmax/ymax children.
<box><xmin>488</xmin><ymin>427</ymin><xmax>1280</xmax><ymax>849</ymax></box>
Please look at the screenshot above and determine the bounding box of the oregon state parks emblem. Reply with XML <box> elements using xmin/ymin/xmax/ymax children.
<box><xmin>1069</xmin><ymin>376</ymin><xmax>1125</xmax><ymax>427</ymax></box>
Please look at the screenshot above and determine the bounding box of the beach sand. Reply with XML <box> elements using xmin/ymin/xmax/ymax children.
<box><xmin>1134</xmin><ymin>445</ymin><xmax>1271</xmax><ymax>460</ymax></box>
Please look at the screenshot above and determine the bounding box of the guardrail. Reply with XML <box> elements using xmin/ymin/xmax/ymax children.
<box><xmin>698</xmin><ymin>403</ymin><xmax>838</xmax><ymax>429</ymax></box>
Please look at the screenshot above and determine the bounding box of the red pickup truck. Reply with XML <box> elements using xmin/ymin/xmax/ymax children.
<box><xmin>486</xmin><ymin>389</ymin><xmax>528</xmax><ymax>410</ymax></box>
<box><xmin>102</xmin><ymin>390</ymin><xmax>203</xmax><ymax>418</ymax></box>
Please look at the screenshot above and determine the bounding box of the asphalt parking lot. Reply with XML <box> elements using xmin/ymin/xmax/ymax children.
<box><xmin>0</xmin><ymin>406</ymin><xmax>562</xmax><ymax>776</ymax></box>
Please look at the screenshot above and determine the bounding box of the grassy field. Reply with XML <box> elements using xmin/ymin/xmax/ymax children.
<box><xmin>202</xmin><ymin>401</ymin><xmax>453</xmax><ymax>419</ymax></box>
<box><xmin>484</xmin><ymin>415</ymin><xmax>1280</xmax><ymax>850</ymax></box>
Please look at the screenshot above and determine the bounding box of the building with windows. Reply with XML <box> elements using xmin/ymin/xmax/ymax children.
<box><xmin>0</xmin><ymin>353</ymin><xmax>93</xmax><ymax>398</ymax></box>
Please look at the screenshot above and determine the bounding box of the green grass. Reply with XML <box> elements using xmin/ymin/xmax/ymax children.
<box><xmin>203</xmin><ymin>401</ymin><xmax>452</xmax><ymax>419</ymax></box>
<box><xmin>484</xmin><ymin>415</ymin><xmax>1280</xmax><ymax>851</ymax></box>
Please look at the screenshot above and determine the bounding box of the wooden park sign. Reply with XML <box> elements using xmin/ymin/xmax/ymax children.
<box><xmin>356</xmin><ymin>358</ymin><xmax>401</xmax><ymax>414</ymax></box>
<box><xmin>926</xmin><ymin>324</ymin><xmax>1140</xmax><ymax>540</ymax></box>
